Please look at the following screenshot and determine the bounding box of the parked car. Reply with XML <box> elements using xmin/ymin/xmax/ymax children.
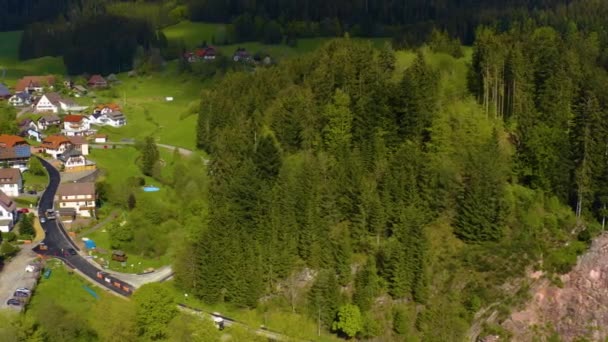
<box><xmin>27</xmin><ymin>190</ymin><xmax>36</xmax><ymax>195</ymax></box>
<box><xmin>45</xmin><ymin>209</ymin><xmax>56</xmax><ymax>220</ymax></box>
<box><xmin>6</xmin><ymin>298</ymin><xmax>21</xmax><ymax>306</ymax></box>
<box><xmin>17</xmin><ymin>208</ymin><xmax>29</xmax><ymax>214</ymax></box>
<box><xmin>40</xmin><ymin>217</ymin><xmax>46</xmax><ymax>223</ymax></box>
<box><xmin>14</xmin><ymin>291</ymin><xmax>29</xmax><ymax>298</ymax></box>
<box><xmin>16</xmin><ymin>288</ymin><xmax>31</xmax><ymax>294</ymax></box>
<box><xmin>67</xmin><ymin>248</ymin><xmax>77</xmax><ymax>256</ymax></box>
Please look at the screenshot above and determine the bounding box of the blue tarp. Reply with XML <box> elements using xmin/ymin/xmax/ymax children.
<box><xmin>84</xmin><ymin>240</ymin><xmax>96</xmax><ymax>249</ymax></box>
<box><xmin>82</xmin><ymin>285</ymin><xmax>99</xmax><ymax>299</ymax></box>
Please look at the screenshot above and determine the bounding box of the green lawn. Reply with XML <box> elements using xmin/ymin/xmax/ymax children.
<box><xmin>83</xmin><ymin>227</ymin><xmax>171</xmax><ymax>274</ymax></box>
<box><xmin>89</xmin><ymin>144</ymin><xmax>178</xmax><ymax>186</ymax></box>
<box><xmin>163</xmin><ymin>21</ymin><xmax>223</xmax><ymax>48</ymax></box>
<box><xmin>22</xmin><ymin>170</ymin><xmax>48</xmax><ymax>192</ymax></box>
<box><xmin>26</xmin><ymin>260</ymin><xmax>123</xmax><ymax>316</ymax></box>
<box><xmin>159</xmin><ymin>281</ymin><xmax>340</xmax><ymax>342</ymax></box>
<box><xmin>81</xmin><ymin>71</ymin><xmax>205</xmax><ymax>149</ymax></box>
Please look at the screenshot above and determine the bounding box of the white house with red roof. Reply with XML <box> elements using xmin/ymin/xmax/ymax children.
<box><xmin>62</xmin><ymin>115</ymin><xmax>92</xmax><ymax>136</ymax></box>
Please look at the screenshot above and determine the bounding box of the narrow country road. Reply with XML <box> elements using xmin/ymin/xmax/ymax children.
<box><xmin>33</xmin><ymin>157</ymin><xmax>134</xmax><ymax>295</ymax></box>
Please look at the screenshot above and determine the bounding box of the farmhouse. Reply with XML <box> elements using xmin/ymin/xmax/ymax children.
<box><xmin>0</xmin><ymin>168</ymin><xmax>22</xmax><ymax>197</ymax></box>
<box><xmin>35</xmin><ymin>92</ymin><xmax>87</xmax><ymax>113</ymax></box>
<box><xmin>62</xmin><ymin>114</ymin><xmax>92</xmax><ymax>136</ymax></box>
<box><xmin>42</xmin><ymin>135</ymin><xmax>72</xmax><ymax>159</ymax></box>
<box><xmin>0</xmin><ymin>190</ymin><xmax>17</xmax><ymax>233</ymax></box>
<box><xmin>0</xmin><ymin>135</ymin><xmax>31</xmax><ymax>170</ymax></box>
<box><xmin>15</xmin><ymin>76</ymin><xmax>56</xmax><ymax>93</ymax></box>
<box><xmin>55</xmin><ymin>182</ymin><xmax>96</xmax><ymax>217</ymax></box>
<box><xmin>8</xmin><ymin>92</ymin><xmax>32</xmax><ymax>107</ymax></box>
<box><xmin>18</xmin><ymin>119</ymin><xmax>41</xmax><ymax>142</ymax></box>
<box><xmin>87</xmin><ymin>75</ymin><xmax>108</xmax><ymax>88</ymax></box>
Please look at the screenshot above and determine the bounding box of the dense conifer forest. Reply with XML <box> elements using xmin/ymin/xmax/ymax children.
<box><xmin>6</xmin><ymin>0</ymin><xmax>608</xmax><ymax>340</ymax></box>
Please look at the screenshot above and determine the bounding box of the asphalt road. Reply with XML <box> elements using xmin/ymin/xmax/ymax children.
<box><xmin>33</xmin><ymin>157</ymin><xmax>134</xmax><ymax>296</ymax></box>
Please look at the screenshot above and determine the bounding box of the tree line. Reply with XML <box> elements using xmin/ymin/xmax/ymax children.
<box><xmin>18</xmin><ymin>14</ymin><xmax>164</xmax><ymax>75</ymax></box>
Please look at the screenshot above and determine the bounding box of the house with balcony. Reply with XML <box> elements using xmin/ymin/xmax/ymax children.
<box><xmin>0</xmin><ymin>168</ymin><xmax>22</xmax><ymax>197</ymax></box>
<box><xmin>37</xmin><ymin>114</ymin><xmax>62</xmax><ymax>131</ymax></box>
<box><xmin>55</xmin><ymin>182</ymin><xmax>96</xmax><ymax>217</ymax></box>
<box><xmin>0</xmin><ymin>135</ymin><xmax>31</xmax><ymax>171</ymax></box>
<box><xmin>42</xmin><ymin>135</ymin><xmax>72</xmax><ymax>159</ymax></box>
<box><xmin>62</xmin><ymin>115</ymin><xmax>92</xmax><ymax>136</ymax></box>
<box><xmin>58</xmin><ymin>148</ymin><xmax>95</xmax><ymax>172</ymax></box>
<box><xmin>0</xmin><ymin>190</ymin><xmax>17</xmax><ymax>232</ymax></box>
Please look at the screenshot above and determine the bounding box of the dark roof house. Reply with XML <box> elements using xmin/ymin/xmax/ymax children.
<box><xmin>0</xmin><ymin>83</ymin><xmax>10</xmax><ymax>99</ymax></box>
<box><xmin>88</xmin><ymin>75</ymin><xmax>107</xmax><ymax>88</ymax></box>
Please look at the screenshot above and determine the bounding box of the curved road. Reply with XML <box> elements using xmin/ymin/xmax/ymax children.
<box><xmin>33</xmin><ymin>157</ymin><xmax>134</xmax><ymax>296</ymax></box>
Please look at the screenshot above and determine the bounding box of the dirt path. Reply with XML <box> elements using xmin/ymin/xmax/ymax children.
<box><xmin>0</xmin><ymin>248</ymin><xmax>39</xmax><ymax>310</ymax></box>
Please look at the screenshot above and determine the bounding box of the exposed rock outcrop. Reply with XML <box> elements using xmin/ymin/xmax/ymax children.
<box><xmin>503</xmin><ymin>233</ymin><xmax>608</xmax><ymax>341</ymax></box>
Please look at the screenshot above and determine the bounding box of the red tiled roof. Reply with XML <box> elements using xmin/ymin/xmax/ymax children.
<box><xmin>64</xmin><ymin>115</ymin><xmax>84</xmax><ymax>123</ymax></box>
<box><xmin>88</xmin><ymin>75</ymin><xmax>106</xmax><ymax>84</ymax></box>
<box><xmin>0</xmin><ymin>135</ymin><xmax>27</xmax><ymax>148</ymax></box>
<box><xmin>42</xmin><ymin>135</ymin><xmax>71</xmax><ymax>149</ymax></box>
<box><xmin>15</xmin><ymin>76</ymin><xmax>56</xmax><ymax>92</ymax></box>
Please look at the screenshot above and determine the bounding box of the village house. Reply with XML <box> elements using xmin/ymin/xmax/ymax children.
<box><xmin>55</xmin><ymin>182</ymin><xmax>96</xmax><ymax>217</ymax></box>
<box><xmin>8</xmin><ymin>92</ymin><xmax>32</xmax><ymax>107</ymax></box>
<box><xmin>87</xmin><ymin>74</ymin><xmax>108</xmax><ymax>88</ymax></box>
<box><xmin>18</xmin><ymin>119</ymin><xmax>41</xmax><ymax>142</ymax></box>
<box><xmin>15</xmin><ymin>76</ymin><xmax>56</xmax><ymax>94</ymax></box>
<box><xmin>35</xmin><ymin>92</ymin><xmax>87</xmax><ymax>113</ymax></box>
<box><xmin>0</xmin><ymin>190</ymin><xmax>17</xmax><ymax>232</ymax></box>
<box><xmin>0</xmin><ymin>168</ymin><xmax>23</xmax><ymax>197</ymax></box>
<box><xmin>68</xmin><ymin>136</ymin><xmax>89</xmax><ymax>155</ymax></box>
<box><xmin>42</xmin><ymin>135</ymin><xmax>72</xmax><ymax>159</ymax></box>
<box><xmin>58</xmin><ymin>148</ymin><xmax>95</xmax><ymax>172</ymax></box>
<box><xmin>185</xmin><ymin>46</ymin><xmax>217</xmax><ymax>62</ymax></box>
<box><xmin>37</xmin><ymin>114</ymin><xmax>61</xmax><ymax>131</ymax></box>
<box><xmin>72</xmin><ymin>85</ymin><xmax>88</xmax><ymax>97</ymax></box>
<box><xmin>62</xmin><ymin>114</ymin><xmax>92</xmax><ymax>136</ymax></box>
<box><xmin>90</xmin><ymin>104</ymin><xmax>126</xmax><ymax>127</ymax></box>
<box><xmin>233</xmin><ymin>48</ymin><xmax>252</xmax><ymax>62</ymax></box>
<box><xmin>0</xmin><ymin>83</ymin><xmax>11</xmax><ymax>100</ymax></box>
<box><xmin>0</xmin><ymin>135</ymin><xmax>31</xmax><ymax>171</ymax></box>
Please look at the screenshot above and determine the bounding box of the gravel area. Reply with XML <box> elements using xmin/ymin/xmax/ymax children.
<box><xmin>0</xmin><ymin>248</ymin><xmax>40</xmax><ymax>311</ymax></box>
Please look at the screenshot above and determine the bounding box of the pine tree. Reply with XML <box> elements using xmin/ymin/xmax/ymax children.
<box><xmin>323</xmin><ymin>89</ymin><xmax>353</xmax><ymax>153</ymax></box>
<box><xmin>140</xmin><ymin>136</ymin><xmax>159</xmax><ymax>177</ymax></box>
<box><xmin>455</xmin><ymin>131</ymin><xmax>506</xmax><ymax>242</ymax></box>
<box><xmin>397</xmin><ymin>50</ymin><xmax>439</xmax><ymax>141</ymax></box>
<box><xmin>253</xmin><ymin>135</ymin><xmax>282</xmax><ymax>180</ymax></box>
<box><xmin>308</xmin><ymin>270</ymin><xmax>340</xmax><ymax>328</ymax></box>
<box><xmin>353</xmin><ymin>257</ymin><xmax>380</xmax><ymax>311</ymax></box>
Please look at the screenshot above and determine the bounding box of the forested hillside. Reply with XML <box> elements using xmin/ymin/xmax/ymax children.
<box><xmin>173</xmin><ymin>19</ymin><xmax>608</xmax><ymax>338</ymax></box>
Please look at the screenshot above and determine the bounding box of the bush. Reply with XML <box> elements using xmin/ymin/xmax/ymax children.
<box><xmin>0</xmin><ymin>241</ymin><xmax>19</xmax><ymax>257</ymax></box>
<box><xmin>1</xmin><ymin>231</ymin><xmax>16</xmax><ymax>242</ymax></box>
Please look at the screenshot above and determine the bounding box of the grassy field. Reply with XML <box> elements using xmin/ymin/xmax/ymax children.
<box><xmin>159</xmin><ymin>281</ymin><xmax>341</xmax><ymax>342</ymax></box>
<box><xmin>26</xmin><ymin>260</ymin><xmax>124</xmax><ymax>316</ymax></box>
<box><xmin>162</xmin><ymin>20</ymin><xmax>388</xmax><ymax>59</ymax></box>
<box><xmin>83</xmin><ymin>227</ymin><xmax>171</xmax><ymax>274</ymax></box>
<box><xmin>163</xmin><ymin>21</ymin><xmax>222</xmax><ymax>48</ymax></box>
<box><xmin>89</xmin><ymin>144</ymin><xmax>177</xmax><ymax>185</ymax></box>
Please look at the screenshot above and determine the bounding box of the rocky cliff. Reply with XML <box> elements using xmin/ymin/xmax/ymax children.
<box><xmin>503</xmin><ymin>233</ymin><xmax>608</xmax><ymax>341</ymax></box>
